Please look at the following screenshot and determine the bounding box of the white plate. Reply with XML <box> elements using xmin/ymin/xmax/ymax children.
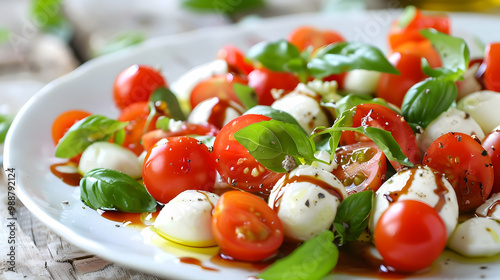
<box><xmin>4</xmin><ymin>10</ymin><xmax>500</xmax><ymax>280</ymax></box>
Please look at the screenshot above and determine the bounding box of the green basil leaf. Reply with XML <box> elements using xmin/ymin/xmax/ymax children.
<box><xmin>247</xmin><ymin>39</ymin><xmax>305</xmax><ymax>73</ymax></box>
<box><xmin>233</xmin><ymin>83</ymin><xmax>258</xmax><ymax>110</ymax></box>
<box><xmin>234</xmin><ymin>119</ymin><xmax>315</xmax><ymax>172</ymax></box>
<box><xmin>155</xmin><ymin>116</ymin><xmax>171</xmax><ymax>131</ymax></box>
<box><xmin>257</xmin><ymin>230</ymin><xmax>338</xmax><ymax>280</ymax></box>
<box><xmin>113</xmin><ymin>128</ymin><xmax>126</xmax><ymax>145</ymax></box>
<box><xmin>150</xmin><ymin>87</ymin><xmax>186</xmax><ymax>121</ymax></box>
<box><xmin>401</xmin><ymin>77</ymin><xmax>457</xmax><ymax>129</ymax></box>
<box><xmin>94</xmin><ymin>32</ymin><xmax>145</xmax><ymax>57</ymax></box>
<box><xmin>181</xmin><ymin>0</ymin><xmax>265</xmax><ymax>14</ymax></box>
<box><xmin>333</xmin><ymin>191</ymin><xmax>374</xmax><ymax>244</ymax></box>
<box><xmin>420</xmin><ymin>29</ymin><xmax>470</xmax><ymax>81</ymax></box>
<box><xmin>0</xmin><ymin>114</ymin><xmax>13</xmax><ymax>144</ymax></box>
<box><xmin>335</xmin><ymin>94</ymin><xmax>399</xmax><ymax>116</ymax></box>
<box><xmin>244</xmin><ymin>105</ymin><xmax>304</xmax><ymax>131</ymax></box>
<box><xmin>55</xmin><ymin>115</ymin><xmax>128</xmax><ymax>158</ymax></box>
<box><xmin>0</xmin><ymin>28</ymin><xmax>9</xmax><ymax>44</ymax></box>
<box><xmin>80</xmin><ymin>168</ymin><xmax>157</xmax><ymax>213</ymax></box>
<box><xmin>398</xmin><ymin>5</ymin><xmax>417</xmax><ymax>28</ymax></box>
<box><xmin>308</xmin><ymin>42</ymin><xmax>400</xmax><ymax>79</ymax></box>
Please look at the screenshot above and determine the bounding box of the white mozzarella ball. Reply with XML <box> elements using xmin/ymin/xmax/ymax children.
<box><xmin>271</xmin><ymin>84</ymin><xmax>332</xmax><ymax>134</ymax></box>
<box><xmin>268</xmin><ymin>165</ymin><xmax>347</xmax><ymax>241</ymax></box>
<box><xmin>187</xmin><ymin>97</ymin><xmax>243</xmax><ymax>128</ymax></box>
<box><xmin>475</xmin><ymin>192</ymin><xmax>500</xmax><ymax>220</ymax></box>
<box><xmin>79</xmin><ymin>142</ymin><xmax>141</xmax><ymax>178</ymax></box>
<box><xmin>457</xmin><ymin>62</ymin><xmax>483</xmax><ymax>100</ymax></box>
<box><xmin>448</xmin><ymin>217</ymin><xmax>500</xmax><ymax>257</ymax></box>
<box><xmin>457</xmin><ymin>90</ymin><xmax>500</xmax><ymax>133</ymax></box>
<box><xmin>343</xmin><ymin>69</ymin><xmax>381</xmax><ymax>95</ymax></box>
<box><xmin>416</xmin><ymin>108</ymin><xmax>485</xmax><ymax>153</ymax></box>
<box><xmin>153</xmin><ymin>190</ymin><xmax>219</xmax><ymax>247</ymax></box>
<box><xmin>310</xmin><ymin>150</ymin><xmax>338</xmax><ymax>172</ymax></box>
<box><xmin>369</xmin><ymin>165</ymin><xmax>459</xmax><ymax>238</ymax></box>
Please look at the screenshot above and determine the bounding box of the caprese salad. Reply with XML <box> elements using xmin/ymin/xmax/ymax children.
<box><xmin>49</xmin><ymin>6</ymin><xmax>500</xmax><ymax>279</ymax></box>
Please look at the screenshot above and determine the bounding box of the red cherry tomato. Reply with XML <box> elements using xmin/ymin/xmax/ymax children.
<box><xmin>113</xmin><ymin>64</ymin><xmax>166</xmax><ymax>110</ymax></box>
<box><xmin>52</xmin><ymin>109</ymin><xmax>92</xmax><ymax>145</ymax></box>
<box><xmin>423</xmin><ymin>132</ymin><xmax>494</xmax><ymax>213</ymax></box>
<box><xmin>483</xmin><ymin>129</ymin><xmax>500</xmax><ymax>194</ymax></box>
<box><xmin>190</xmin><ymin>73</ymin><xmax>247</xmax><ymax>109</ymax></box>
<box><xmin>287</xmin><ymin>25</ymin><xmax>345</xmax><ymax>51</ymax></box>
<box><xmin>374</xmin><ymin>200</ymin><xmax>447</xmax><ymax>272</ymax></box>
<box><xmin>247</xmin><ymin>68</ymin><xmax>300</xmax><ymax>106</ymax></box>
<box><xmin>212</xmin><ymin>191</ymin><xmax>284</xmax><ymax>261</ymax></box>
<box><xmin>117</xmin><ymin>101</ymin><xmax>157</xmax><ymax>155</ymax></box>
<box><xmin>332</xmin><ymin>142</ymin><xmax>387</xmax><ymax>195</ymax></box>
<box><xmin>213</xmin><ymin>114</ymin><xmax>283</xmax><ymax>194</ymax></box>
<box><xmin>142</xmin><ymin>136</ymin><xmax>216</xmax><ymax>204</ymax></box>
<box><xmin>216</xmin><ymin>45</ymin><xmax>254</xmax><ymax>76</ymax></box>
<box><xmin>341</xmin><ymin>103</ymin><xmax>421</xmax><ymax>171</ymax></box>
<box><xmin>484</xmin><ymin>42</ymin><xmax>500</xmax><ymax>92</ymax></box>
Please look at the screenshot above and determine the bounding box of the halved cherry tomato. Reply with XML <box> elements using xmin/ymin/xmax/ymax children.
<box><xmin>212</xmin><ymin>191</ymin><xmax>284</xmax><ymax>261</ymax></box>
<box><xmin>374</xmin><ymin>200</ymin><xmax>447</xmax><ymax>272</ymax></box>
<box><xmin>117</xmin><ymin>101</ymin><xmax>156</xmax><ymax>155</ymax></box>
<box><xmin>113</xmin><ymin>64</ymin><xmax>166</xmax><ymax>110</ymax></box>
<box><xmin>332</xmin><ymin>142</ymin><xmax>387</xmax><ymax>195</ymax></box>
<box><xmin>213</xmin><ymin>114</ymin><xmax>284</xmax><ymax>194</ymax></box>
<box><xmin>190</xmin><ymin>73</ymin><xmax>247</xmax><ymax>109</ymax></box>
<box><xmin>142</xmin><ymin>136</ymin><xmax>216</xmax><ymax>204</ymax></box>
<box><xmin>484</xmin><ymin>42</ymin><xmax>500</xmax><ymax>92</ymax></box>
<box><xmin>247</xmin><ymin>68</ymin><xmax>300</xmax><ymax>106</ymax></box>
<box><xmin>287</xmin><ymin>25</ymin><xmax>345</xmax><ymax>51</ymax></box>
<box><xmin>423</xmin><ymin>132</ymin><xmax>494</xmax><ymax>213</ymax></box>
<box><xmin>341</xmin><ymin>103</ymin><xmax>421</xmax><ymax>171</ymax></box>
<box><xmin>52</xmin><ymin>109</ymin><xmax>92</xmax><ymax>145</ymax></box>
<box><xmin>483</xmin><ymin>129</ymin><xmax>500</xmax><ymax>194</ymax></box>
<box><xmin>216</xmin><ymin>45</ymin><xmax>254</xmax><ymax>76</ymax></box>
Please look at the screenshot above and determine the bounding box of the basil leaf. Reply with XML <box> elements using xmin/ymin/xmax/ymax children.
<box><xmin>247</xmin><ymin>39</ymin><xmax>305</xmax><ymax>73</ymax></box>
<box><xmin>333</xmin><ymin>191</ymin><xmax>374</xmax><ymax>244</ymax></box>
<box><xmin>80</xmin><ymin>168</ymin><xmax>157</xmax><ymax>213</ymax></box>
<box><xmin>234</xmin><ymin>120</ymin><xmax>315</xmax><ymax>172</ymax></box>
<box><xmin>420</xmin><ymin>29</ymin><xmax>470</xmax><ymax>80</ymax></box>
<box><xmin>335</xmin><ymin>94</ymin><xmax>399</xmax><ymax>116</ymax></box>
<box><xmin>308</xmin><ymin>42</ymin><xmax>400</xmax><ymax>79</ymax></box>
<box><xmin>0</xmin><ymin>114</ymin><xmax>13</xmax><ymax>143</ymax></box>
<box><xmin>150</xmin><ymin>87</ymin><xmax>186</xmax><ymax>121</ymax></box>
<box><xmin>181</xmin><ymin>0</ymin><xmax>265</xmax><ymax>14</ymax></box>
<box><xmin>113</xmin><ymin>128</ymin><xmax>126</xmax><ymax>145</ymax></box>
<box><xmin>155</xmin><ymin>116</ymin><xmax>171</xmax><ymax>131</ymax></box>
<box><xmin>55</xmin><ymin>115</ymin><xmax>128</xmax><ymax>158</ymax></box>
<box><xmin>0</xmin><ymin>28</ymin><xmax>9</xmax><ymax>44</ymax></box>
<box><xmin>312</xmin><ymin>109</ymin><xmax>355</xmax><ymax>162</ymax></box>
<box><xmin>244</xmin><ymin>105</ymin><xmax>304</xmax><ymax>133</ymax></box>
<box><xmin>401</xmin><ymin>77</ymin><xmax>457</xmax><ymax>129</ymax></box>
<box><xmin>398</xmin><ymin>5</ymin><xmax>417</xmax><ymax>28</ymax></box>
<box><xmin>257</xmin><ymin>230</ymin><xmax>338</xmax><ymax>280</ymax></box>
<box><xmin>94</xmin><ymin>32</ymin><xmax>145</xmax><ymax>57</ymax></box>
<box><xmin>233</xmin><ymin>83</ymin><xmax>258</xmax><ymax>110</ymax></box>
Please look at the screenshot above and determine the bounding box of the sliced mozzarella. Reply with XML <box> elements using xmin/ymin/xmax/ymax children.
<box><xmin>343</xmin><ymin>69</ymin><xmax>381</xmax><ymax>95</ymax></box>
<box><xmin>457</xmin><ymin>90</ymin><xmax>500</xmax><ymax>133</ymax></box>
<box><xmin>416</xmin><ymin>107</ymin><xmax>485</xmax><ymax>153</ymax></box>
<box><xmin>475</xmin><ymin>192</ymin><xmax>500</xmax><ymax>220</ymax></box>
<box><xmin>448</xmin><ymin>217</ymin><xmax>500</xmax><ymax>257</ymax></box>
<box><xmin>268</xmin><ymin>165</ymin><xmax>347</xmax><ymax>241</ymax></box>
<box><xmin>369</xmin><ymin>165</ymin><xmax>459</xmax><ymax>238</ymax></box>
<box><xmin>79</xmin><ymin>142</ymin><xmax>141</xmax><ymax>178</ymax></box>
<box><xmin>187</xmin><ymin>97</ymin><xmax>243</xmax><ymax>128</ymax></box>
<box><xmin>153</xmin><ymin>190</ymin><xmax>219</xmax><ymax>247</ymax></box>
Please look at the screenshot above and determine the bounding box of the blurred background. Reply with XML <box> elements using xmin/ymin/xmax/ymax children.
<box><xmin>0</xmin><ymin>0</ymin><xmax>499</xmax><ymax>147</ymax></box>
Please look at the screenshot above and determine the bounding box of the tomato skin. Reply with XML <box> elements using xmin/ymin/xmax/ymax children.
<box><xmin>213</xmin><ymin>114</ymin><xmax>283</xmax><ymax>193</ymax></box>
<box><xmin>117</xmin><ymin>101</ymin><xmax>157</xmax><ymax>155</ymax></box>
<box><xmin>142</xmin><ymin>136</ymin><xmax>216</xmax><ymax>204</ymax></box>
<box><xmin>113</xmin><ymin>65</ymin><xmax>166</xmax><ymax>110</ymax></box>
<box><xmin>484</xmin><ymin>43</ymin><xmax>500</xmax><ymax>92</ymax></box>
<box><xmin>190</xmin><ymin>73</ymin><xmax>247</xmax><ymax>109</ymax></box>
<box><xmin>423</xmin><ymin>132</ymin><xmax>494</xmax><ymax>213</ymax></box>
<box><xmin>212</xmin><ymin>191</ymin><xmax>284</xmax><ymax>261</ymax></box>
<box><xmin>374</xmin><ymin>200</ymin><xmax>447</xmax><ymax>272</ymax></box>
<box><xmin>216</xmin><ymin>45</ymin><xmax>254</xmax><ymax>76</ymax></box>
<box><xmin>287</xmin><ymin>25</ymin><xmax>345</xmax><ymax>51</ymax></box>
<box><xmin>332</xmin><ymin>142</ymin><xmax>387</xmax><ymax>195</ymax></box>
<box><xmin>247</xmin><ymin>68</ymin><xmax>300</xmax><ymax>106</ymax></box>
<box><xmin>483</xmin><ymin>129</ymin><xmax>500</xmax><ymax>194</ymax></box>
<box><xmin>52</xmin><ymin>110</ymin><xmax>92</xmax><ymax>145</ymax></box>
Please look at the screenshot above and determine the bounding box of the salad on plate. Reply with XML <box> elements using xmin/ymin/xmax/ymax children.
<box><xmin>48</xmin><ymin>6</ymin><xmax>500</xmax><ymax>279</ymax></box>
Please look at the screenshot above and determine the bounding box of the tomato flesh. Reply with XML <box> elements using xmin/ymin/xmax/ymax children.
<box><xmin>52</xmin><ymin>110</ymin><xmax>92</xmax><ymax>145</ymax></box>
<box><xmin>287</xmin><ymin>25</ymin><xmax>344</xmax><ymax>51</ymax></box>
<box><xmin>483</xmin><ymin>129</ymin><xmax>500</xmax><ymax>194</ymax></box>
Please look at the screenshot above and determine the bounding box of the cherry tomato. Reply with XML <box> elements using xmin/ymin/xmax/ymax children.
<box><xmin>287</xmin><ymin>25</ymin><xmax>345</xmax><ymax>51</ymax></box>
<box><xmin>423</xmin><ymin>132</ymin><xmax>494</xmax><ymax>213</ymax></box>
<box><xmin>483</xmin><ymin>129</ymin><xmax>500</xmax><ymax>194</ymax></box>
<box><xmin>212</xmin><ymin>191</ymin><xmax>284</xmax><ymax>261</ymax></box>
<box><xmin>190</xmin><ymin>73</ymin><xmax>247</xmax><ymax>109</ymax></box>
<box><xmin>216</xmin><ymin>45</ymin><xmax>254</xmax><ymax>75</ymax></box>
<box><xmin>142</xmin><ymin>122</ymin><xmax>219</xmax><ymax>152</ymax></box>
<box><xmin>117</xmin><ymin>101</ymin><xmax>157</xmax><ymax>155</ymax></box>
<box><xmin>332</xmin><ymin>142</ymin><xmax>387</xmax><ymax>195</ymax></box>
<box><xmin>52</xmin><ymin>109</ymin><xmax>92</xmax><ymax>145</ymax></box>
<box><xmin>341</xmin><ymin>103</ymin><xmax>421</xmax><ymax>171</ymax></box>
<box><xmin>113</xmin><ymin>64</ymin><xmax>166</xmax><ymax>110</ymax></box>
<box><xmin>247</xmin><ymin>68</ymin><xmax>300</xmax><ymax>106</ymax></box>
<box><xmin>142</xmin><ymin>136</ymin><xmax>216</xmax><ymax>204</ymax></box>
<box><xmin>388</xmin><ymin>8</ymin><xmax>450</xmax><ymax>51</ymax></box>
<box><xmin>213</xmin><ymin>114</ymin><xmax>283</xmax><ymax>194</ymax></box>
<box><xmin>374</xmin><ymin>200</ymin><xmax>447</xmax><ymax>272</ymax></box>
<box><xmin>484</xmin><ymin>42</ymin><xmax>500</xmax><ymax>92</ymax></box>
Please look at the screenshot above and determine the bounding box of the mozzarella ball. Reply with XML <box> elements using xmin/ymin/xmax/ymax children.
<box><xmin>416</xmin><ymin>108</ymin><xmax>485</xmax><ymax>153</ymax></box>
<box><xmin>343</xmin><ymin>69</ymin><xmax>381</xmax><ymax>95</ymax></box>
<box><xmin>475</xmin><ymin>192</ymin><xmax>500</xmax><ymax>220</ymax></box>
<box><xmin>153</xmin><ymin>190</ymin><xmax>219</xmax><ymax>247</ymax></box>
<box><xmin>448</xmin><ymin>217</ymin><xmax>500</xmax><ymax>257</ymax></box>
<box><xmin>187</xmin><ymin>97</ymin><xmax>243</xmax><ymax>129</ymax></box>
<box><xmin>457</xmin><ymin>90</ymin><xmax>500</xmax><ymax>133</ymax></box>
<box><xmin>271</xmin><ymin>84</ymin><xmax>333</xmax><ymax>134</ymax></box>
<box><xmin>79</xmin><ymin>142</ymin><xmax>141</xmax><ymax>178</ymax></box>
<box><xmin>268</xmin><ymin>165</ymin><xmax>347</xmax><ymax>241</ymax></box>
<box><xmin>369</xmin><ymin>165</ymin><xmax>459</xmax><ymax>238</ymax></box>
<box><xmin>310</xmin><ymin>150</ymin><xmax>338</xmax><ymax>172</ymax></box>
<box><xmin>457</xmin><ymin>62</ymin><xmax>483</xmax><ymax>100</ymax></box>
